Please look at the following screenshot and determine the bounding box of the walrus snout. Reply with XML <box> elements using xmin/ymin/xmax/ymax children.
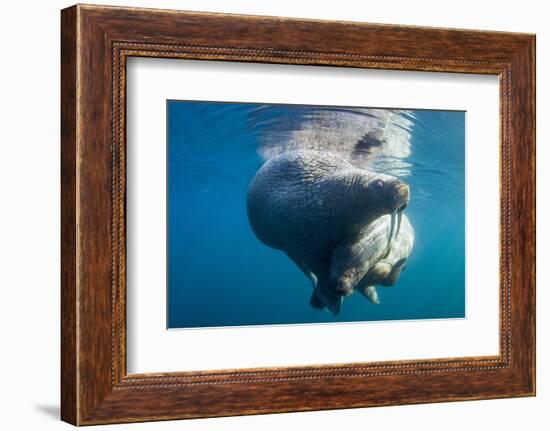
<box><xmin>390</xmin><ymin>181</ymin><xmax>410</xmax><ymax>212</ymax></box>
<box><xmin>335</xmin><ymin>276</ymin><xmax>354</xmax><ymax>296</ymax></box>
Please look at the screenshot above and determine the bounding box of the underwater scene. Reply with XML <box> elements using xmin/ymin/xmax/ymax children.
<box><xmin>167</xmin><ymin>100</ymin><xmax>465</xmax><ymax>329</ymax></box>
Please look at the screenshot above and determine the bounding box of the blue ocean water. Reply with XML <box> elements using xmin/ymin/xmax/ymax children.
<box><xmin>167</xmin><ymin>100</ymin><xmax>465</xmax><ymax>329</ymax></box>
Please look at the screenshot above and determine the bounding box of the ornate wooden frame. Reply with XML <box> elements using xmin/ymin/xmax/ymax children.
<box><xmin>61</xmin><ymin>4</ymin><xmax>535</xmax><ymax>425</ymax></box>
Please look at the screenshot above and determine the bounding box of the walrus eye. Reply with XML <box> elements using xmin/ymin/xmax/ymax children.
<box><xmin>374</xmin><ymin>179</ymin><xmax>384</xmax><ymax>189</ymax></box>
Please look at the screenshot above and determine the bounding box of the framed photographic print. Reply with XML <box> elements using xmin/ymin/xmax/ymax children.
<box><xmin>61</xmin><ymin>4</ymin><xmax>535</xmax><ymax>425</ymax></box>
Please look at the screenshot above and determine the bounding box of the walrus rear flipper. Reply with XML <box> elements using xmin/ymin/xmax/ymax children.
<box><xmin>310</xmin><ymin>287</ymin><xmax>343</xmax><ymax>315</ymax></box>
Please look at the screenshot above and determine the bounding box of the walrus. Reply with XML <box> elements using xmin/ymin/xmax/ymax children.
<box><xmin>246</xmin><ymin>150</ymin><xmax>410</xmax><ymax>314</ymax></box>
<box><xmin>322</xmin><ymin>213</ymin><xmax>414</xmax><ymax>307</ymax></box>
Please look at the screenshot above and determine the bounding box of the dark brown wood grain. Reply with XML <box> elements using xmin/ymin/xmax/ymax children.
<box><xmin>60</xmin><ymin>5</ymin><xmax>78</xmax><ymax>425</ymax></box>
<box><xmin>61</xmin><ymin>4</ymin><xmax>536</xmax><ymax>426</ymax></box>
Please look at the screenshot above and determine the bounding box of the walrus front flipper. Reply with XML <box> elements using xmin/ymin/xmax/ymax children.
<box><xmin>359</xmin><ymin>285</ymin><xmax>381</xmax><ymax>304</ymax></box>
<box><xmin>366</xmin><ymin>258</ymin><xmax>407</xmax><ymax>287</ymax></box>
<box><xmin>310</xmin><ymin>287</ymin><xmax>343</xmax><ymax>315</ymax></box>
<box><xmin>384</xmin><ymin>258</ymin><xmax>407</xmax><ymax>286</ymax></box>
<box><xmin>286</xmin><ymin>253</ymin><xmax>317</xmax><ymax>287</ymax></box>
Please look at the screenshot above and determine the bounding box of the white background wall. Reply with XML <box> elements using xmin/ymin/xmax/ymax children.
<box><xmin>0</xmin><ymin>0</ymin><xmax>546</xmax><ymax>429</ymax></box>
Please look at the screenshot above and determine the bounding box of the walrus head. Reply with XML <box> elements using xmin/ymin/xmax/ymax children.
<box><xmin>327</xmin><ymin>173</ymin><xmax>410</xmax><ymax>299</ymax></box>
<box><xmin>365</xmin><ymin>173</ymin><xmax>410</xmax><ymax>214</ymax></box>
<box><xmin>344</xmin><ymin>172</ymin><xmax>409</xmax><ymax>245</ymax></box>
<box><xmin>362</xmin><ymin>174</ymin><xmax>409</xmax><ymax>260</ymax></box>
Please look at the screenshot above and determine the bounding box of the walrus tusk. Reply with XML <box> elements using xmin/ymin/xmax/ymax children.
<box><xmin>396</xmin><ymin>210</ymin><xmax>403</xmax><ymax>239</ymax></box>
<box><xmin>385</xmin><ymin>211</ymin><xmax>397</xmax><ymax>257</ymax></box>
<box><xmin>334</xmin><ymin>296</ymin><xmax>343</xmax><ymax>315</ymax></box>
<box><xmin>324</xmin><ymin>292</ymin><xmax>343</xmax><ymax>315</ymax></box>
<box><xmin>384</xmin><ymin>209</ymin><xmax>404</xmax><ymax>258</ymax></box>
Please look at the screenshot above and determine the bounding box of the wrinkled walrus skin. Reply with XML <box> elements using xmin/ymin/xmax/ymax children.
<box><xmin>347</xmin><ymin>214</ymin><xmax>414</xmax><ymax>305</ymax></box>
<box><xmin>326</xmin><ymin>213</ymin><xmax>413</xmax><ymax>304</ymax></box>
<box><xmin>246</xmin><ymin>150</ymin><xmax>410</xmax><ymax>314</ymax></box>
